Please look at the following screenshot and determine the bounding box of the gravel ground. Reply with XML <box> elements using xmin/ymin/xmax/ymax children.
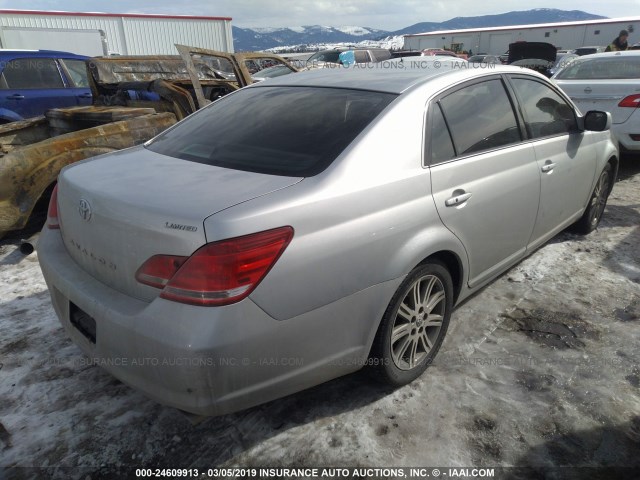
<box><xmin>0</xmin><ymin>158</ymin><xmax>639</xmax><ymax>480</ymax></box>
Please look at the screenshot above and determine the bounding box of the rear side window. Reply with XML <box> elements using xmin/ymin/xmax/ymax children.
<box><xmin>510</xmin><ymin>78</ymin><xmax>577</xmax><ymax>138</ymax></box>
<box><xmin>556</xmin><ymin>56</ymin><xmax>640</xmax><ymax>79</ymax></box>
<box><xmin>147</xmin><ymin>86</ymin><xmax>396</xmax><ymax>176</ymax></box>
<box><xmin>1</xmin><ymin>58</ymin><xmax>64</xmax><ymax>89</ymax></box>
<box><xmin>429</xmin><ymin>104</ymin><xmax>456</xmax><ymax>164</ymax></box>
<box><xmin>439</xmin><ymin>79</ymin><xmax>521</xmax><ymax>156</ymax></box>
<box><xmin>60</xmin><ymin>59</ymin><xmax>89</xmax><ymax>88</ymax></box>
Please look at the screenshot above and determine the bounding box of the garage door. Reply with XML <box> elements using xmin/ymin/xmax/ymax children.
<box><xmin>489</xmin><ymin>33</ymin><xmax>512</xmax><ymax>54</ymax></box>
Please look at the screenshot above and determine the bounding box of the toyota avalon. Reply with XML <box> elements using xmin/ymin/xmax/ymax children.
<box><xmin>38</xmin><ymin>65</ymin><xmax>618</xmax><ymax>415</ymax></box>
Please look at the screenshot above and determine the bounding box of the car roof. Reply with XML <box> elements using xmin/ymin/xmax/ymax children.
<box><xmin>570</xmin><ymin>50</ymin><xmax>640</xmax><ymax>60</ymax></box>
<box><xmin>252</xmin><ymin>64</ymin><xmax>541</xmax><ymax>94</ymax></box>
<box><xmin>0</xmin><ymin>49</ymin><xmax>89</xmax><ymax>59</ymax></box>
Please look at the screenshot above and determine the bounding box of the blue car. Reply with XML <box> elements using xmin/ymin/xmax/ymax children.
<box><xmin>0</xmin><ymin>50</ymin><xmax>92</xmax><ymax>123</ymax></box>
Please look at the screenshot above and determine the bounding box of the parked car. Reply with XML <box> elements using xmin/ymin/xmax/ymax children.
<box><xmin>552</xmin><ymin>50</ymin><xmax>640</xmax><ymax>152</ymax></box>
<box><xmin>390</xmin><ymin>50</ymin><xmax>422</xmax><ymax>58</ymax></box>
<box><xmin>508</xmin><ymin>42</ymin><xmax>557</xmax><ymax>75</ymax></box>
<box><xmin>306</xmin><ymin>47</ymin><xmax>391</xmax><ymax>67</ymax></box>
<box><xmin>574</xmin><ymin>46</ymin><xmax>606</xmax><ymax>56</ymax></box>
<box><xmin>387</xmin><ymin>57</ymin><xmax>468</xmax><ymax>69</ymax></box>
<box><xmin>547</xmin><ymin>53</ymin><xmax>579</xmax><ymax>77</ymax></box>
<box><xmin>38</xmin><ymin>64</ymin><xmax>618</xmax><ymax>416</ymax></box>
<box><xmin>251</xmin><ymin>64</ymin><xmax>296</xmax><ymax>82</ymax></box>
<box><xmin>0</xmin><ymin>46</ymin><xmax>296</xmax><ymax>238</ymax></box>
<box><xmin>0</xmin><ymin>49</ymin><xmax>92</xmax><ymax>123</ymax></box>
<box><xmin>421</xmin><ymin>48</ymin><xmax>459</xmax><ymax>58</ymax></box>
<box><xmin>468</xmin><ymin>54</ymin><xmax>501</xmax><ymax>65</ymax></box>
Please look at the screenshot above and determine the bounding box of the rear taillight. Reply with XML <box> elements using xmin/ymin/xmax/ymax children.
<box><xmin>135</xmin><ymin>255</ymin><xmax>188</xmax><ymax>288</ymax></box>
<box><xmin>136</xmin><ymin>226</ymin><xmax>294</xmax><ymax>306</ymax></box>
<box><xmin>618</xmin><ymin>94</ymin><xmax>640</xmax><ymax>108</ymax></box>
<box><xmin>47</xmin><ymin>184</ymin><xmax>60</xmax><ymax>229</ymax></box>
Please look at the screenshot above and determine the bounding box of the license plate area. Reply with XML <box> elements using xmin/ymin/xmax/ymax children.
<box><xmin>69</xmin><ymin>302</ymin><xmax>97</xmax><ymax>344</ymax></box>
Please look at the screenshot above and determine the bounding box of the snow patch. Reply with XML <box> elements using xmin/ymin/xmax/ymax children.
<box><xmin>335</xmin><ymin>26</ymin><xmax>372</xmax><ymax>36</ymax></box>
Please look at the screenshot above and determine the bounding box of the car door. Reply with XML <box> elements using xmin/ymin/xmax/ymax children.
<box><xmin>58</xmin><ymin>58</ymin><xmax>93</xmax><ymax>106</ymax></box>
<box><xmin>428</xmin><ymin>77</ymin><xmax>541</xmax><ymax>288</ymax></box>
<box><xmin>507</xmin><ymin>75</ymin><xmax>596</xmax><ymax>249</ymax></box>
<box><xmin>0</xmin><ymin>57</ymin><xmax>77</xmax><ymax>119</ymax></box>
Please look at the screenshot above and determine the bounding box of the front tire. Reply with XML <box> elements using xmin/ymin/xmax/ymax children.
<box><xmin>573</xmin><ymin>163</ymin><xmax>612</xmax><ymax>235</ymax></box>
<box><xmin>370</xmin><ymin>261</ymin><xmax>453</xmax><ymax>386</ymax></box>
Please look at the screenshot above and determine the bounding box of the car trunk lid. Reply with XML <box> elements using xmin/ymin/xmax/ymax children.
<box><xmin>57</xmin><ymin>146</ymin><xmax>301</xmax><ymax>302</ymax></box>
<box><xmin>555</xmin><ymin>79</ymin><xmax>639</xmax><ymax>124</ymax></box>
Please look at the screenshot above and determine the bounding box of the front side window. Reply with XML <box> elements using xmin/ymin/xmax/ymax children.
<box><xmin>60</xmin><ymin>59</ymin><xmax>89</xmax><ymax>87</ymax></box>
<box><xmin>1</xmin><ymin>58</ymin><xmax>64</xmax><ymax>89</ymax></box>
<box><xmin>439</xmin><ymin>79</ymin><xmax>521</xmax><ymax>156</ymax></box>
<box><xmin>147</xmin><ymin>86</ymin><xmax>397</xmax><ymax>177</ymax></box>
<box><xmin>510</xmin><ymin>78</ymin><xmax>577</xmax><ymax>138</ymax></box>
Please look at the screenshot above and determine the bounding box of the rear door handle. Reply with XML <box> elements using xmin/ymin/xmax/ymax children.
<box><xmin>6</xmin><ymin>94</ymin><xmax>25</xmax><ymax>100</ymax></box>
<box><xmin>77</xmin><ymin>93</ymin><xmax>92</xmax><ymax>99</ymax></box>
<box><xmin>541</xmin><ymin>162</ymin><xmax>556</xmax><ymax>173</ymax></box>
<box><xmin>445</xmin><ymin>191</ymin><xmax>472</xmax><ymax>207</ymax></box>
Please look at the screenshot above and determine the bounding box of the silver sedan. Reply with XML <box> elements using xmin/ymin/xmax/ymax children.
<box><xmin>38</xmin><ymin>64</ymin><xmax>618</xmax><ymax>416</ymax></box>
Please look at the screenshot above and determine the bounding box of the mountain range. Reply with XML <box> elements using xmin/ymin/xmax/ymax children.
<box><xmin>232</xmin><ymin>8</ymin><xmax>606</xmax><ymax>51</ymax></box>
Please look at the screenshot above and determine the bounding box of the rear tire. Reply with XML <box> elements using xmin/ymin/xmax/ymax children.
<box><xmin>573</xmin><ymin>163</ymin><xmax>612</xmax><ymax>235</ymax></box>
<box><xmin>370</xmin><ymin>261</ymin><xmax>453</xmax><ymax>386</ymax></box>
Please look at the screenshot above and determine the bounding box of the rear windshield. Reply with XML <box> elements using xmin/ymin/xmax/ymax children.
<box><xmin>555</xmin><ymin>56</ymin><xmax>640</xmax><ymax>79</ymax></box>
<box><xmin>307</xmin><ymin>51</ymin><xmax>341</xmax><ymax>63</ymax></box>
<box><xmin>146</xmin><ymin>86</ymin><xmax>396</xmax><ymax>176</ymax></box>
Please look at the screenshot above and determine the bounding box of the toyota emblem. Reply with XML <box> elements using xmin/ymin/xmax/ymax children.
<box><xmin>78</xmin><ymin>199</ymin><xmax>92</xmax><ymax>222</ymax></box>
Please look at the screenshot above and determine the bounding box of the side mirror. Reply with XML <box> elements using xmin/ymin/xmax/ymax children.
<box><xmin>584</xmin><ymin>111</ymin><xmax>611</xmax><ymax>132</ymax></box>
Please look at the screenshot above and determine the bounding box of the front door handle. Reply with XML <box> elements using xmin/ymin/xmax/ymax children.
<box><xmin>6</xmin><ymin>94</ymin><xmax>25</xmax><ymax>100</ymax></box>
<box><xmin>445</xmin><ymin>191</ymin><xmax>472</xmax><ymax>207</ymax></box>
<box><xmin>541</xmin><ymin>162</ymin><xmax>556</xmax><ymax>173</ymax></box>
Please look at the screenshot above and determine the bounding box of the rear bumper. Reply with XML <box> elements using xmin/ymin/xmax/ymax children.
<box><xmin>613</xmin><ymin>116</ymin><xmax>640</xmax><ymax>152</ymax></box>
<box><xmin>37</xmin><ymin>227</ymin><xmax>399</xmax><ymax>416</ymax></box>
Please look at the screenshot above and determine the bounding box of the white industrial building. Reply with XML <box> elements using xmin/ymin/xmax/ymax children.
<box><xmin>403</xmin><ymin>17</ymin><xmax>640</xmax><ymax>55</ymax></box>
<box><xmin>0</xmin><ymin>9</ymin><xmax>234</xmax><ymax>56</ymax></box>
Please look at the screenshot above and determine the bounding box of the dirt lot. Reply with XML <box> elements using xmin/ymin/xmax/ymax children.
<box><xmin>0</xmin><ymin>158</ymin><xmax>639</xmax><ymax>479</ymax></box>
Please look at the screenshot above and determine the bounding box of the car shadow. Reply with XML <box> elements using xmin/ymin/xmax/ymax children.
<box><xmin>0</xmin><ymin>286</ymin><xmax>397</xmax><ymax>476</ymax></box>
<box><xmin>504</xmin><ymin>417</ymin><xmax>640</xmax><ymax>480</ymax></box>
<box><xmin>616</xmin><ymin>153</ymin><xmax>640</xmax><ymax>181</ymax></box>
<box><xmin>136</xmin><ymin>368</ymin><xmax>397</xmax><ymax>471</ymax></box>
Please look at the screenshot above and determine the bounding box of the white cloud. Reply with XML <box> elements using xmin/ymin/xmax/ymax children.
<box><xmin>0</xmin><ymin>0</ymin><xmax>637</xmax><ymax>30</ymax></box>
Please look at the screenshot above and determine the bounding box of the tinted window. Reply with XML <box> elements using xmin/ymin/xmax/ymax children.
<box><xmin>556</xmin><ymin>56</ymin><xmax>640</xmax><ymax>79</ymax></box>
<box><xmin>510</xmin><ymin>78</ymin><xmax>577</xmax><ymax>138</ymax></box>
<box><xmin>1</xmin><ymin>58</ymin><xmax>64</xmax><ymax>89</ymax></box>
<box><xmin>307</xmin><ymin>51</ymin><xmax>340</xmax><ymax>63</ymax></box>
<box><xmin>439</xmin><ymin>79</ymin><xmax>521</xmax><ymax>155</ymax></box>
<box><xmin>354</xmin><ymin>51</ymin><xmax>370</xmax><ymax>63</ymax></box>
<box><xmin>429</xmin><ymin>103</ymin><xmax>455</xmax><ymax>164</ymax></box>
<box><xmin>147</xmin><ymin>86</ymin><xmax>396</xmax><ymax>176</ymax></box>
<box><xmin>60</xmin><ymin>59</ymin><xmax>89</xmax><ymax>87</ymax></box>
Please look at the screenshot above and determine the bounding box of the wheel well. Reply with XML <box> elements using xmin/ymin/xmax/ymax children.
<box><xmin>417</xmin><ymin>251</ymin><xmax>464</xmax><ymax>304</ymax></box>
<box><xmin>28</xmin><ymin>181</ymin><xmax>57</xmax><ymax>230</ymax></box>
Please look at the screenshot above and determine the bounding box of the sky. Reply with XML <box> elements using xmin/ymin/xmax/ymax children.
<box><xmin>1</xmin><ymin>0</ymin><xmax>638</xmax><ymax>31</ymax></box>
